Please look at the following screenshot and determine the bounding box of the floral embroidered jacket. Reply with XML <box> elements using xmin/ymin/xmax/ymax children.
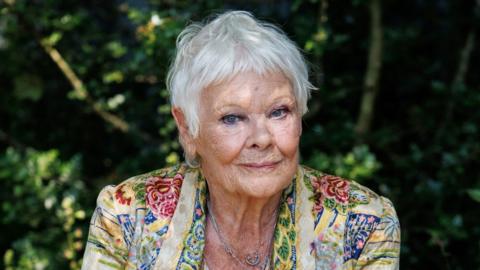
<box><xmin>81</xmin><ymin>164</ymin><xmax>400</xmax><ymax>270</ymax></box>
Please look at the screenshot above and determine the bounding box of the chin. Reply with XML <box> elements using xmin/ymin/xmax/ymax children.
<box><xmin>239</xmin><ymin>173</ymin><xmax>295</xmax><ymax>198</ymax></box>
<box><xmin>244</xmin><ymin>163</ymin><xmax>296</xmax><ymax>194</ymax></box>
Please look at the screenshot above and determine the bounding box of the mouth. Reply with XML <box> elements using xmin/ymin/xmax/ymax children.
<box><xmin>240</xmin><ymin>160</ymin><xmax>281</xmax><ymax>170</ymax></box>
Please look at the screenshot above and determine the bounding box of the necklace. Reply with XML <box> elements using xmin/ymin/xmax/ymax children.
<box><xmin>206</xmin><ymin>200</ymin><xmax>277</xmax><ymax>269</ymax></box>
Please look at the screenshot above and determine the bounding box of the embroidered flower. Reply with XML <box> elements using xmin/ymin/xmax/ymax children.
<box><xmin>145</xmin><ymin>174</ymin><xmax>183</xmax><ymax>218</ymax></box>
<box><xmin>359</xmin><ymin>215</ymin><xmax>366</xmax><ymax>222</ymax></box>
<box><xmin>144</xmin><ymin>211</ymin><xmax>157</xmax><ymax>225</ymax></box>
<box><xmin>345</xmin><ymin>213</ymin><xmax>381</xmax><ymax>261</ymax></box>
<box><xmin>313</xmin><ymin>197</ymin><xmax>324</xmax><ymax>213</ymax></box>
<box><xmin>115</xmin><ymin>184</ymin><xmax>132</xmax><ymax>205</ymax></box>
<box><xmin>367</xmin><ymin>216</ymin><xmax>375</xmax><ymax>223</ymax></box>
<box><xmin>356</xmin><ymin>240</ymin><xmax>364</xmax><ymax>249</ymax></box>
<box><xmin>320</xmin><ymin>175</ymin><xmax>349</xmax><ymax>204</ymax></box>
<box><xmin>287</xmin><ymin>197</ymin><xmax>294</xmax><ymax>205</ymax></box>
<box><xmin>310</xmin><ymin>177</ymin><xmax>325</xmax><ymax>214</ymax></box>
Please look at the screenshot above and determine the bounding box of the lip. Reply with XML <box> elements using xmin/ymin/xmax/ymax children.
<box><xmin>240</xmin><ymin>160</ymin><xmax>281</xmax><ymax>169</ymax></box>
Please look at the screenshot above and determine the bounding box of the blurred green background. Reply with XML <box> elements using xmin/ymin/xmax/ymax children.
<box><xmin>1</xmin><ymin>0</ymin><xmax>479</xmax><ymax>269</ymax></box>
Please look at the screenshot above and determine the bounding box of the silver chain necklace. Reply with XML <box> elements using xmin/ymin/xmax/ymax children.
<box><xmin>206</xmin><ymin>200</ymin><xmax>277</xmax><ymax>269</ymax></box>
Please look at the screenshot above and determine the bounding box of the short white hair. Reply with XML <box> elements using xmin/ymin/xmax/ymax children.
<box><xmin>167</xmin><ymin>10</ymin><xmax>315</xmax><ymax>137</ymax></box>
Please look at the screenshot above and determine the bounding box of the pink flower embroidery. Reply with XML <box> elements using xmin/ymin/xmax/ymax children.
<box><xmin>320</xmin><ymin>175</ymin><xmax>350</xmax><ymax>204</ymax></box>
<box><xmin>145</xmin><ymin>174</ymin><xmax>183</xmax><ymax>218</ymax></box>
<box><xmin>356</xmin><ymin>240</ymin><xmax>364</xmax><ymax>249</ymax></box>
<box><xmin>287</xmin><ymin>197</ymin><xmax>294</xmax><ymax>205</ymax></box>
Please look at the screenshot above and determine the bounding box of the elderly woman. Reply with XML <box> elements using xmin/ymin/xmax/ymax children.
<box><xmin>81</xmin><ymin>11</ymin><xmax>400</xmax><ymax>270</ymax></box>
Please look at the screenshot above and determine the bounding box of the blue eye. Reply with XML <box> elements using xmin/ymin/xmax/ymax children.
<box><xmin>270</xmin><ymin>107</ymin><xmax>289</xmax><ymax>119</ymax></box>
<box><xmin>221</xmin><ymin>114</ymin><xmax>242</xmax><ymax>125</ymax></box>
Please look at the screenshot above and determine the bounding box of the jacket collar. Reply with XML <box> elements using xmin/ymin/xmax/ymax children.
<box><xmin>153</xmin><ymin>166</ymin><xmax>316</xmax><ymax>269</ymax></box>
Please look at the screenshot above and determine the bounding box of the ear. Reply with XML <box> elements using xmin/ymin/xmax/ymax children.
<box><xmin>171</xmin><ymin>107</ymin><xmax>196</xmax><ymax>158</ymax></box>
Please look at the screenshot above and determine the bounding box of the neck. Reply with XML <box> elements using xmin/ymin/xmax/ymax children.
<box><xmin>206</xmin><ymin>183</ymin><xmax>282</xmax><ymax>239</ymax></box>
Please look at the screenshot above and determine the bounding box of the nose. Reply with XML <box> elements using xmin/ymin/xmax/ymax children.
<box><xmin>247</xmin><ymin>116</ymin><xmax>272</xmax><ymax>150</ymax></box>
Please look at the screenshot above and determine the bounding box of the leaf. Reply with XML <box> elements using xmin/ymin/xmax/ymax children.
<box><xmin>106</xmin><ymin>41</ymin><xmax>127</xmax><ymax>58</ymax></box>
<box><xmin>102</xmin><ymin>70</ymin><xmax>124</xmax><ymax>84</ymax></box>
<box><xmin>467</xmin><ymin>189</ymin><xmax>480</xmax><ymax>203</ymax></box>
<box><xmin>107</xmin><ymin>94</ymin><xmax>125</xmax><ymax>110</ymax></box>
<box><xmin>304</xmin><ymin>40</ymin><xmax>314</xmax><ymax>51</ymax></box>
<box><xmin>41</xmin><ymin>31</ymin><xmax>63</xmax><ymax>47</ymax></box>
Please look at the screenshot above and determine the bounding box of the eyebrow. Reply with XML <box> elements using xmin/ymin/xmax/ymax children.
<box><xmin>213</xmin><ymin>95</ymin><xmax>296</xmax><ymax>112</ymax></box>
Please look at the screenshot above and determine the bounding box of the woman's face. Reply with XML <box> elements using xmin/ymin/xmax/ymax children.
<box><xmin>189</xmin><ymin>71</ymin><xmax>301</xmax><ymax>198</ymax></box>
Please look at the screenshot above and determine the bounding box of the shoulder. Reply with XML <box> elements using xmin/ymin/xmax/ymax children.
<box><xmin>95</xmin><ymin>163</ymin><xmax>190</xmax><ymax>219</ymax></box>
<box><xmin>301</xmin><ymin>165</ymin><xmax>400</xmax><ymax>268</ymax></box>
<box><xmin>84</xmin><ymin>164</ymin><xmax>192</xmax><ymax>268</ymax></box>
<box><xmin>301</xmin><ymin>165</ymin><xmax>397</xmax><ymax>219</ymax></box>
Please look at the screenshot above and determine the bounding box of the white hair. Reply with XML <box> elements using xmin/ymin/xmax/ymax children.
<box><xmin>167</xmin><ymin>11</ymin><xmax>315</xmax><ymax>138</ymax></box>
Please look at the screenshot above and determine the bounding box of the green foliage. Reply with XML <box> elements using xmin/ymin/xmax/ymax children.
<box><xmin>467</xmin><ymin>189</ymin><xmax>480</xmax><ymax>203</ymax></box>
<box><xmin>0</xmin><ymin>148</ymin><xmax>88</xmax><ymax>270</ymax></box>
<box><xmin>306</xmin><ymin>145</ymin><xmax>381</xmax><ymax>182</ymax></box>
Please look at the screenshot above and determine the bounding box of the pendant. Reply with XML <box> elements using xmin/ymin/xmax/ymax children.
<box><xmin>245</xmin><ymin>251</ymin><xmax>260</xmax><ymax>266</ymax></box>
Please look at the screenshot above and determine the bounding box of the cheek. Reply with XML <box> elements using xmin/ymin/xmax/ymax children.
<box><xmin>199</xmin><ymin>126</ymin><xmax>247</xmax><ymax>163</ymax></box>
<box><xmin>272</xmin><ymin>118</ymin><xmax>301</xmax><ymax>156</ymax></box>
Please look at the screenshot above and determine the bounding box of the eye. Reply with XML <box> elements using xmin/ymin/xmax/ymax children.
<box><xmin>220</xmin><ymin>114</ymin><xmax>243</xmax><ymax>125</ymax></box>
<box><xmin>270</xmin><ymin>107</ymin><xmax>290</xmax><ymax>119</ymax></box>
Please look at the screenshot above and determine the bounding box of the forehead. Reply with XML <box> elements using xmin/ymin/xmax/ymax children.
<box><xmin>200</xmin><ymin>71</ymin><xmax>295</xmax><ymax>109</ymax></box>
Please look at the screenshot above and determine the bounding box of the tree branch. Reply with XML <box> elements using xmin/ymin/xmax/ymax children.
<box><xmin>434</xmin><ymin>30</ymin><xmax>476</xmax><ymax>143</ymax></box>
<box><xmin>354</xmin><ymin>0</ymin><xmax>383</xmax><ymax>140</ymax></box>
<box><xmin>303</xmin><ymin>0</ymin><xmax>328</xmax><ymax>120</ymax></box>
<box><xmin>5</xmin><ymin>2</ymin><xmax>143</xmax><ymax>137</ymax></box>
<box><xmin>434</xmin><ymin>0</ymin><xmax>478</xmax><ymax>143</ymax></box>
<box><xmin>41</xmin><ymin>42</ymin><xmax>130</xmax><ymax>133</ymax></box>
<box><xmin>452</xmin><ymin>31</ymin><xmax>475</xmax><ymax>87</ymax></box>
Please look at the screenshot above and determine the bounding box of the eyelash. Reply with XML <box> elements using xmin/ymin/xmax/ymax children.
<box><xmin>220</xmin><ymin>114</ymin><xmax>244</xmax><ymax>125</ymax></box>
<box><xmin>220</xmin><ymin>106</ymin><xmax>291</xmax><ymax>125</ymax></box>
<box><xmin>270</xmin><ymin>106</ymin><xmax>290</xmax><ymax>119</ymax></box>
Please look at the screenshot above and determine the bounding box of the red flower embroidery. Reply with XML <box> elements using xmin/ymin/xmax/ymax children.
<box><xmin>313</xmin><ymin>196</ymin><xmax>324</xmax><ymax>213</ymax></box>
<box><xmin>115</xmin><ymin>184</ymin><xmax>132</xmax><ymax>205</ymax></box>
<box><xmin>320</xmin><ymin>175</ymin><xmax>350</xmax><ymax>204</ymax></box>
<box><xmin>145</xmin><ymin>174</ymin><xmax>183</xmax><ymax>218</ymax></box>
<box><xmin>310</xmin><ymin>177</ymin><xmax>324</xmax><ymax>212</ymax></box>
